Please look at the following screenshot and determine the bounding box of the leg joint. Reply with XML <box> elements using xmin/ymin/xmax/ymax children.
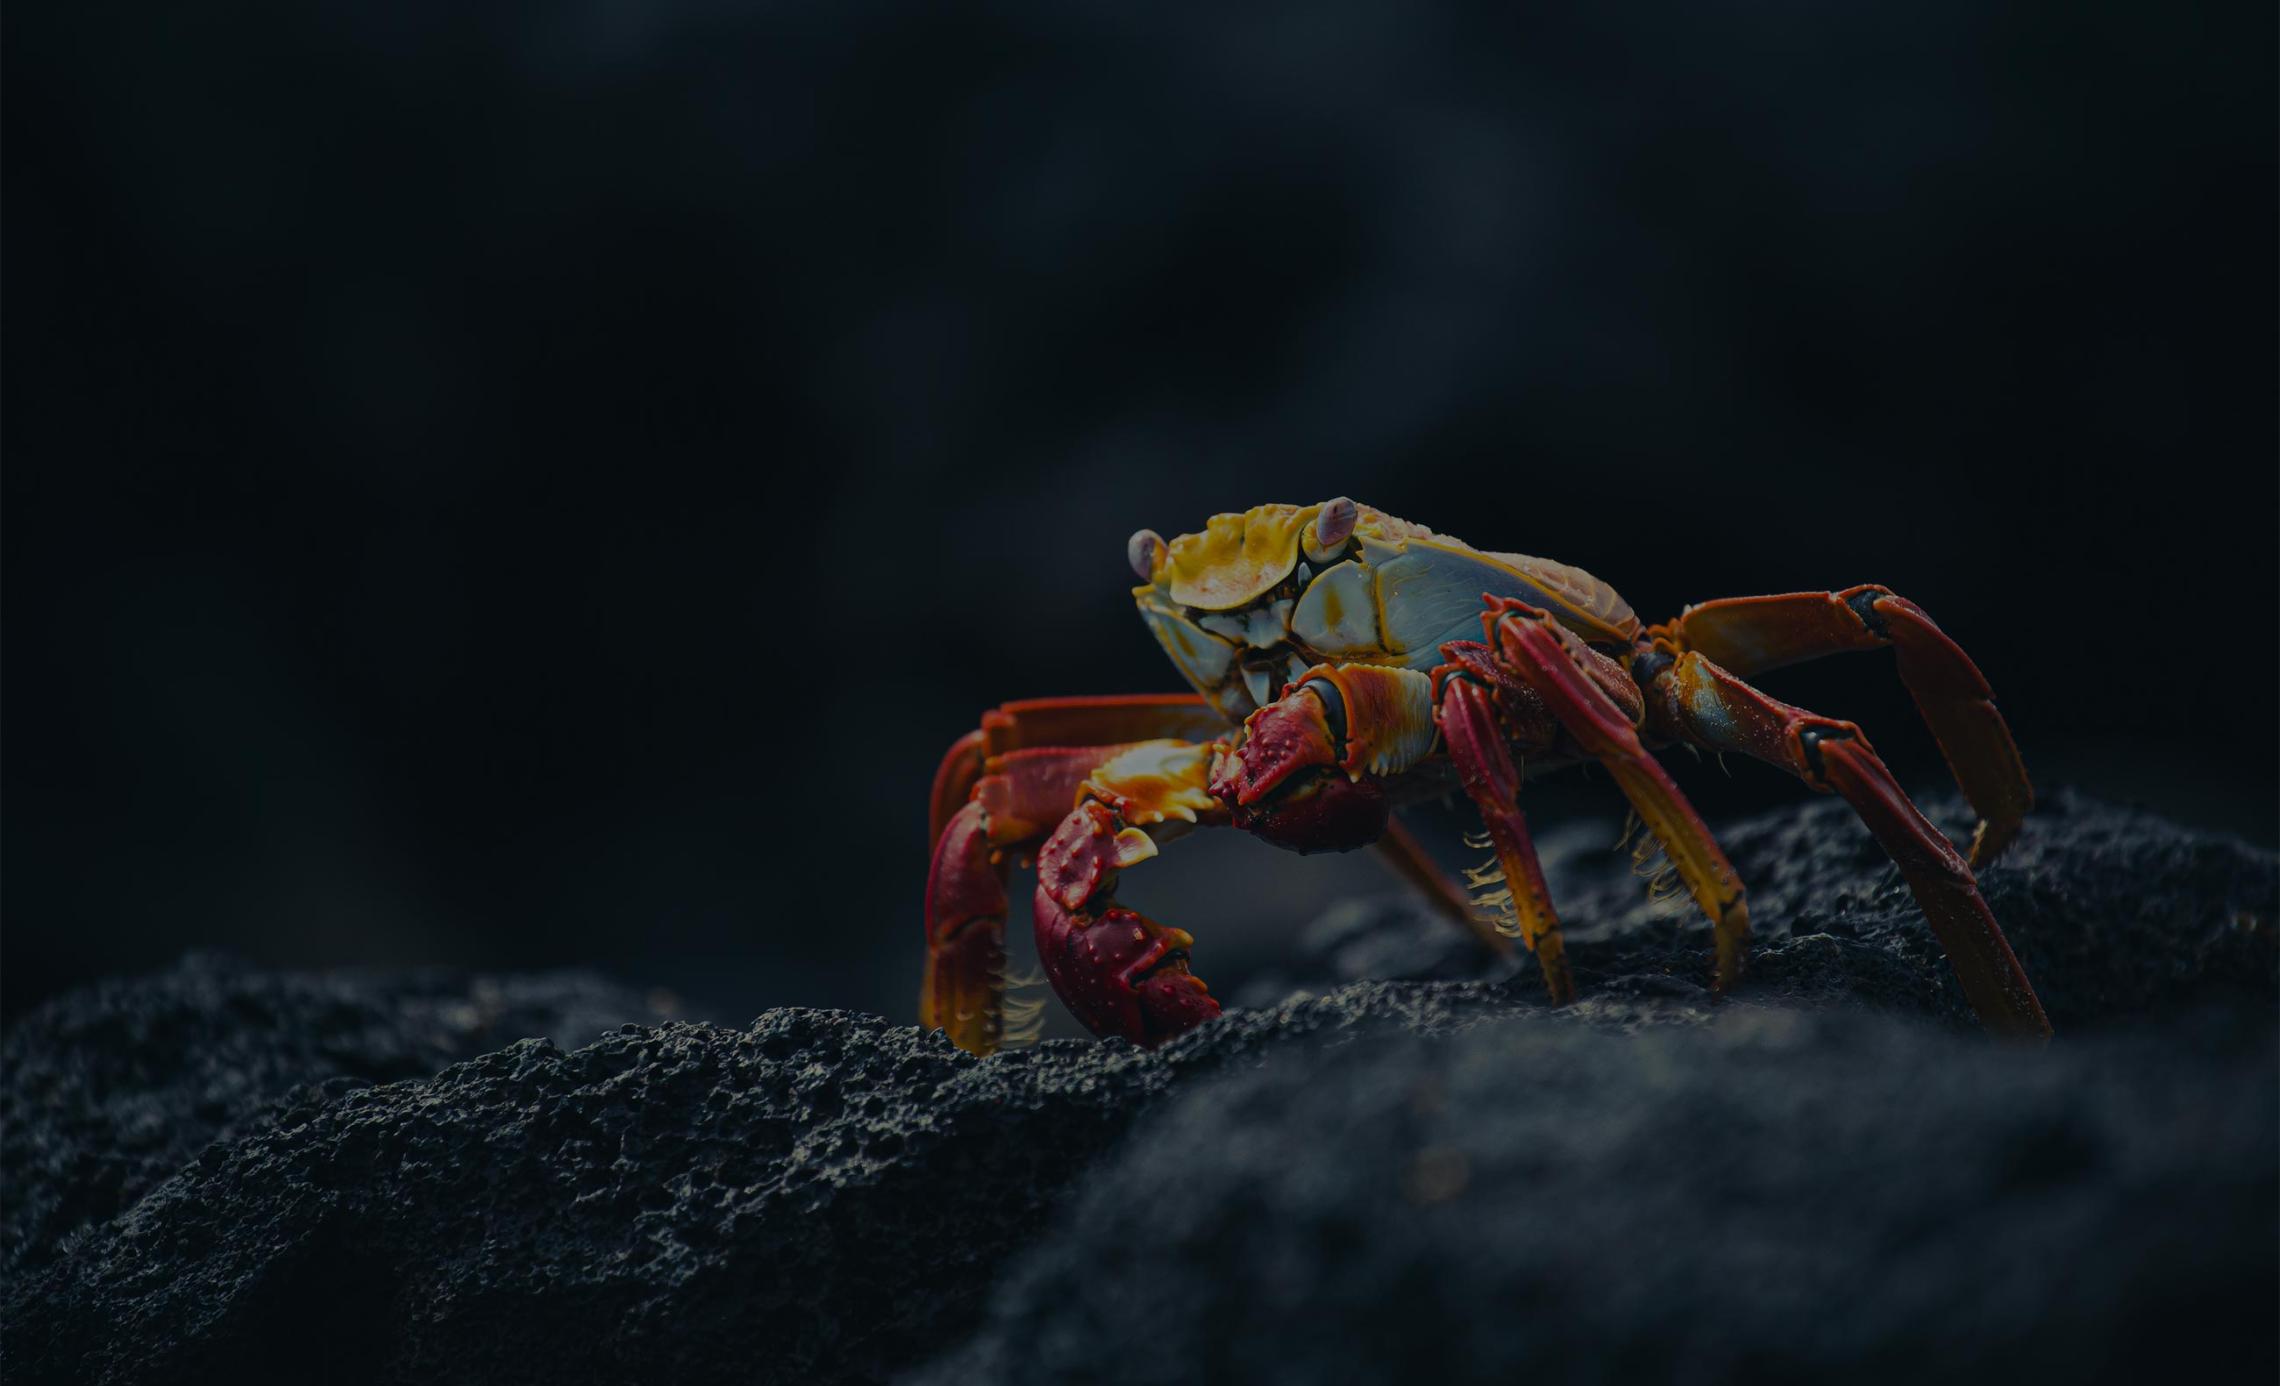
<box><xmin>1795</xmin><ymin>720</ymin><xmax>1862</xmax><ymax>782</ymax></box>
<box><xmin>1842</xmin><ymin>585</ymin><xmax>1895</xmax><ymax>638</ymax></box>
<box><xmin>1629</xmin><ymin>645</ymin><xmax>1676</xmax><ymax>691</ymax></box>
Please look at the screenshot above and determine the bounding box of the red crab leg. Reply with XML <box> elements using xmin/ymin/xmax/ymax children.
<box><xmin>1650</xmin><ymin>586</ymin><xmax>2032</xmax><ymax>866</ymax></box>
<box><xmin>1640</xmin><ymin>651</ymin><xmax>2051</xmax><ymax>1039</ymax></box>
<box><xmin>1436</xmin><ymin>675</ymin><xmax>1572</xmax><ymax>1001</ymax></box>
<box><xmin>1479</xmin><ymin>600</ymin><xmax>1753</xmax><ymax>993</ymax></box>
<box><xmin>929</xmin><ymin>694</ymin><xmax>1226</xmax><ymax>847</ymax></box>
<box><xmin>932</xmin><ymin>695</ymin><xmax>1483</xmax><ymax>933</ymax></box>
<box><xmin>926</xmin><ymin>743</ymin><xmax>1160</xmax><ymax>1055</ymax></box>
<box><xmin>925</xmin><ymin>695</ymin><xmax>1234</xmax><ymax>1056</ymax></box>
<box><xmin>927</xmin><ymin>692</ymin><xmax>1503</xmax><ymax>1055</ymax></box>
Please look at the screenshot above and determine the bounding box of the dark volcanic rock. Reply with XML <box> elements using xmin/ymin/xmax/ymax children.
<box><xmin>1245</xmin><ymin>790</ymin><xmax>2279</xmax><ymax>1030</ymax></box>
<box><xmin>2</xmin><ymin>795</ymin><xmax>2273</xmax><ymax>1385</ymax></box>
<box><xmin>2</xmin><ymin>988</ymin><xmax>1511</xmax><ymax>1386</ymax></box>
<box><xmin>1</xmin><ymin>954</ymin><xmax>689</xmax><ymax>1277</ymax></box>
<box><xmin>920</xmin><ymin>1006</ymin><xmax>2277</xmax><ymax>1386</ymax></box>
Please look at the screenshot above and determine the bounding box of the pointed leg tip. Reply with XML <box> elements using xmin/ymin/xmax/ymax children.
<box><xmin>1539</xmin><ymin>960</ymin><xmax>1577</xmax><ymax>1006</ymax></box>
<box><xmin>1989</xmin><ymin>1010</ymin><xmax>2054</xmax><ymax>1044</ymax></box>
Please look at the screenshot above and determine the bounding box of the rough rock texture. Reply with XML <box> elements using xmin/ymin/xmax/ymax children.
<box><xmin>1243</xmin><ymin>790</ymin><xmax>2277</xmax><ymax>1030</ymax></box>
<box><xmin>1</xmin><ymin>954</ymin><xmax>690</xmax><ymax>1277</ymax></box>
<box><xmin>923</xmin><ymin>1006</ymin><xmax>2276</xmax><ymax>1385</ymax></box>
<box><xmin>3</xmin><ymin>991</ymin><xmax>1505</xmax><ymax>1385</ymax></box>
<box><xmin>3</xmin><ymin>794</ymin><xmax>2273</xmax><ymax>1385</ymax></box>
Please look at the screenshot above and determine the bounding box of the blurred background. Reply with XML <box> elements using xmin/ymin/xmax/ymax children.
<box><xmin>6</xmin><ymin>0</ymin><xmax>2273</xmax><ymax>1031</ymax></box>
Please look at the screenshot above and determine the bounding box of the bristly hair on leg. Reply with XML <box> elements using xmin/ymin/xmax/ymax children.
<box><xmin>1643</xmin><ymin>859</ymin><xmax>1685</xmax><ymax>909</ymax></box>
<box><xmin>995</xmin><ymin>963</ymin><xmax>1048</xmax><ymax>1049</ymax></box>
<box><xmin>1629</xmin><ymin>829</ymin><xmax>1686</xmax><ymax>912</ymax></box>
<box><xmin>1461</xmin><ymin>818</ymin><xmax>1522</xmax><ymax>938</ymax></box>
<box><xmin>1612</xmin><ymin>809</ymin><xmax>1643</xmax><ymax>852</ymax></box>
<box><xmin>1467</xmin><ymin>876</ymin><xmax>1520</xmax><ymax>939</ymax></box>
<box><xmin>1628</xmin><ymin>826</ymin><xmax>1665</xmax><ymax>877</ymax></box>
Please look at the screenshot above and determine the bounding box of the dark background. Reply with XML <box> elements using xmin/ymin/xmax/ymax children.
<box><xmin>7</xmin><ymin>0</ymin><xmax>2273</xmax><ymax>1031</ymax></box>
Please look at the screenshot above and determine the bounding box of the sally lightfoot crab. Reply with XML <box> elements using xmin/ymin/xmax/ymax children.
<box><xmin>923</xmin><ymin>500</ymin><xmax>2049</xmax><ymax>1055</ymax></box>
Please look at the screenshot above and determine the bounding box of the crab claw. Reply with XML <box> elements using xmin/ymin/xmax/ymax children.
<box><xmin>1034</xmin><ymin>799</ymin><xmax>1221</xmax><ymax>1046</ymax></box>
<box><xmin>1215</xmin><ymin>689</ymin><xmax>1339</xmax><ymax>805</ymax></box>
<box><xmin>1210</xmin><ymin>689</ymin><xmax>1390</xmax><ymax>854</ymax></box>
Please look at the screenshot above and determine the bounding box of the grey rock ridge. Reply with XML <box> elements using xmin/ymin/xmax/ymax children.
<box><xmin>924</xmin><ymin>1005</ymin><xmax>2275</xmax><ymax>1386</ymax></box>
<box><xmin>1</xmin><ymin>954</ymin><xmax>692</xmax><ymax>1281</ymax></box>
<box><xmin>1240</xmin><ymin>790</ymin><xmax>2278</xmax><ymax>1027</ymax></box>
<box><xmin>1</xmin><ymin>793</ymin><xmax>2273</xmax><ymax>1385</ymax></box>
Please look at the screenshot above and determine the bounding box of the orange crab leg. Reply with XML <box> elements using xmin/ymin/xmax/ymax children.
<box><xmin>1650</xmin><ymin>586</ymin><xmax>2032</xmax><ymax>866</ymax></box>
<box><xmin>1643</xmin><ymin>651</ymin><xmax>2051</xmax><ymax>1039</ymax></box>
<box><xmin>1479</xmin><ymin>601</ymin><xmax>1752</xmax><ymax>993</ymax></box>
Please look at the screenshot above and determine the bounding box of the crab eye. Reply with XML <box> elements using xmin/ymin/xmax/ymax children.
<box><xmin>1127</xmin><ymin>529</ymin><xmax>1167</xmax><ymax>580</ymax></box>
<box><xmin>1314</xmin><ymin>497</ymin><xmax>1357</xmax><ymax>551</ymax></box>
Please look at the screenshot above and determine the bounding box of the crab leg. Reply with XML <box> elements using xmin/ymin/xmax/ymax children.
<box><xmin>929</xmin><ymin>694</ymin><xmax>1228</xmax><ymax>847</ymax></box>
<box><xmin>924</xmin><ymin>695</ymin><xmax>1239</xmax><ymax>1055</ymax></box>
<box><xmin>1436</xmin><ymin>675</ymin><xmax>1572</xmax><ymax>1002</ymax></box>
<box><xmin>1650</xmin><ymin>586</ymin><xmax>2032</xmax><ymax>866</ymax></box>
<box><xmin>928</xmin><ymin>694</ymin><xmax>1501</xmax><ymax>1055</ymax></box>
<box><xmin>928</xmin><ymin>694</ymin><xmax>1487</xmax><ymax>909</ymax></box>
<box><xmin>1477</xmin><ymin>600</ymin><xmax>1752</xmax><ymax>993</ymax></box>
<box><xmin>1641</xmin><ymin>651</ymin><xmax>2051</xmax><ymax>1039</ymax></box>
<box><xmin>927</xmin><ymin>744</ymin><xmax>1161</xmax><ymax>1054</ymax></box>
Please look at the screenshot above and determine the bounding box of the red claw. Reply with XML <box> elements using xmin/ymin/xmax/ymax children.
<box><xmin>1213</xmin><ymin>693</ymin><xmax>1339</xmax><ymax>806</ymax></box>
<box><xmin>1209</xmin><ymin>694</ymin><xmax>1390</xmax><ymax>854</ymax></box>
<box><xmin>1225</xmin><ymin>770</ymin><xmax>1388</xmax><ymax>854</ymax></box>
<box><xmin>1034</xmin><ymin>800</ymin><xmax>1221</xmax><ymax>1045</ymax></box>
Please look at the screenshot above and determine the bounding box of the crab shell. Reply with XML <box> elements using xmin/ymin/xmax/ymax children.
<box><xmin>1131</xmin><ymin>500</ymin><xmax>1640</xmax><ymax>723</ymax></box>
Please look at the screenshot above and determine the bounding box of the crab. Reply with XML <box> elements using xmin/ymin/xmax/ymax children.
<box><xmin>923</xmin><ymin>499</ymin><xmax>2048</xmax><ymax>1055</ymax></box>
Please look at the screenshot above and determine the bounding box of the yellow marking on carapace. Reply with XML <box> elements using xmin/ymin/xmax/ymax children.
<box><xmin>1166</xmin><ymin>504</ymin><xmax>1322</xmax><ymax>611</ymax></box>
<box><xmin>1146</xmin><ymin>500</ymin><xmax>1636</xmax><ymax>685</ymax></box>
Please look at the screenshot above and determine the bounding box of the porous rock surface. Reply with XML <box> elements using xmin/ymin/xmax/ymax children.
<box><xmin>1243</xmin><ymin>790</ymin><xmax>2277</xmax><ymax>1029</ymax></box>
<box><xmin>3</xmin><ymin>793</ymin><xmax>2273</xmax><ymax>1385</ymax></box>
<box><xmin>1</xmin><ymin>954</ymin><xmax>690</xmax><ymax>1277</ymax></box>
<box><xmin>924</xmin><ymin>1006</ymin><xmax>2275</xmax><ymax>1385</ymax></box>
